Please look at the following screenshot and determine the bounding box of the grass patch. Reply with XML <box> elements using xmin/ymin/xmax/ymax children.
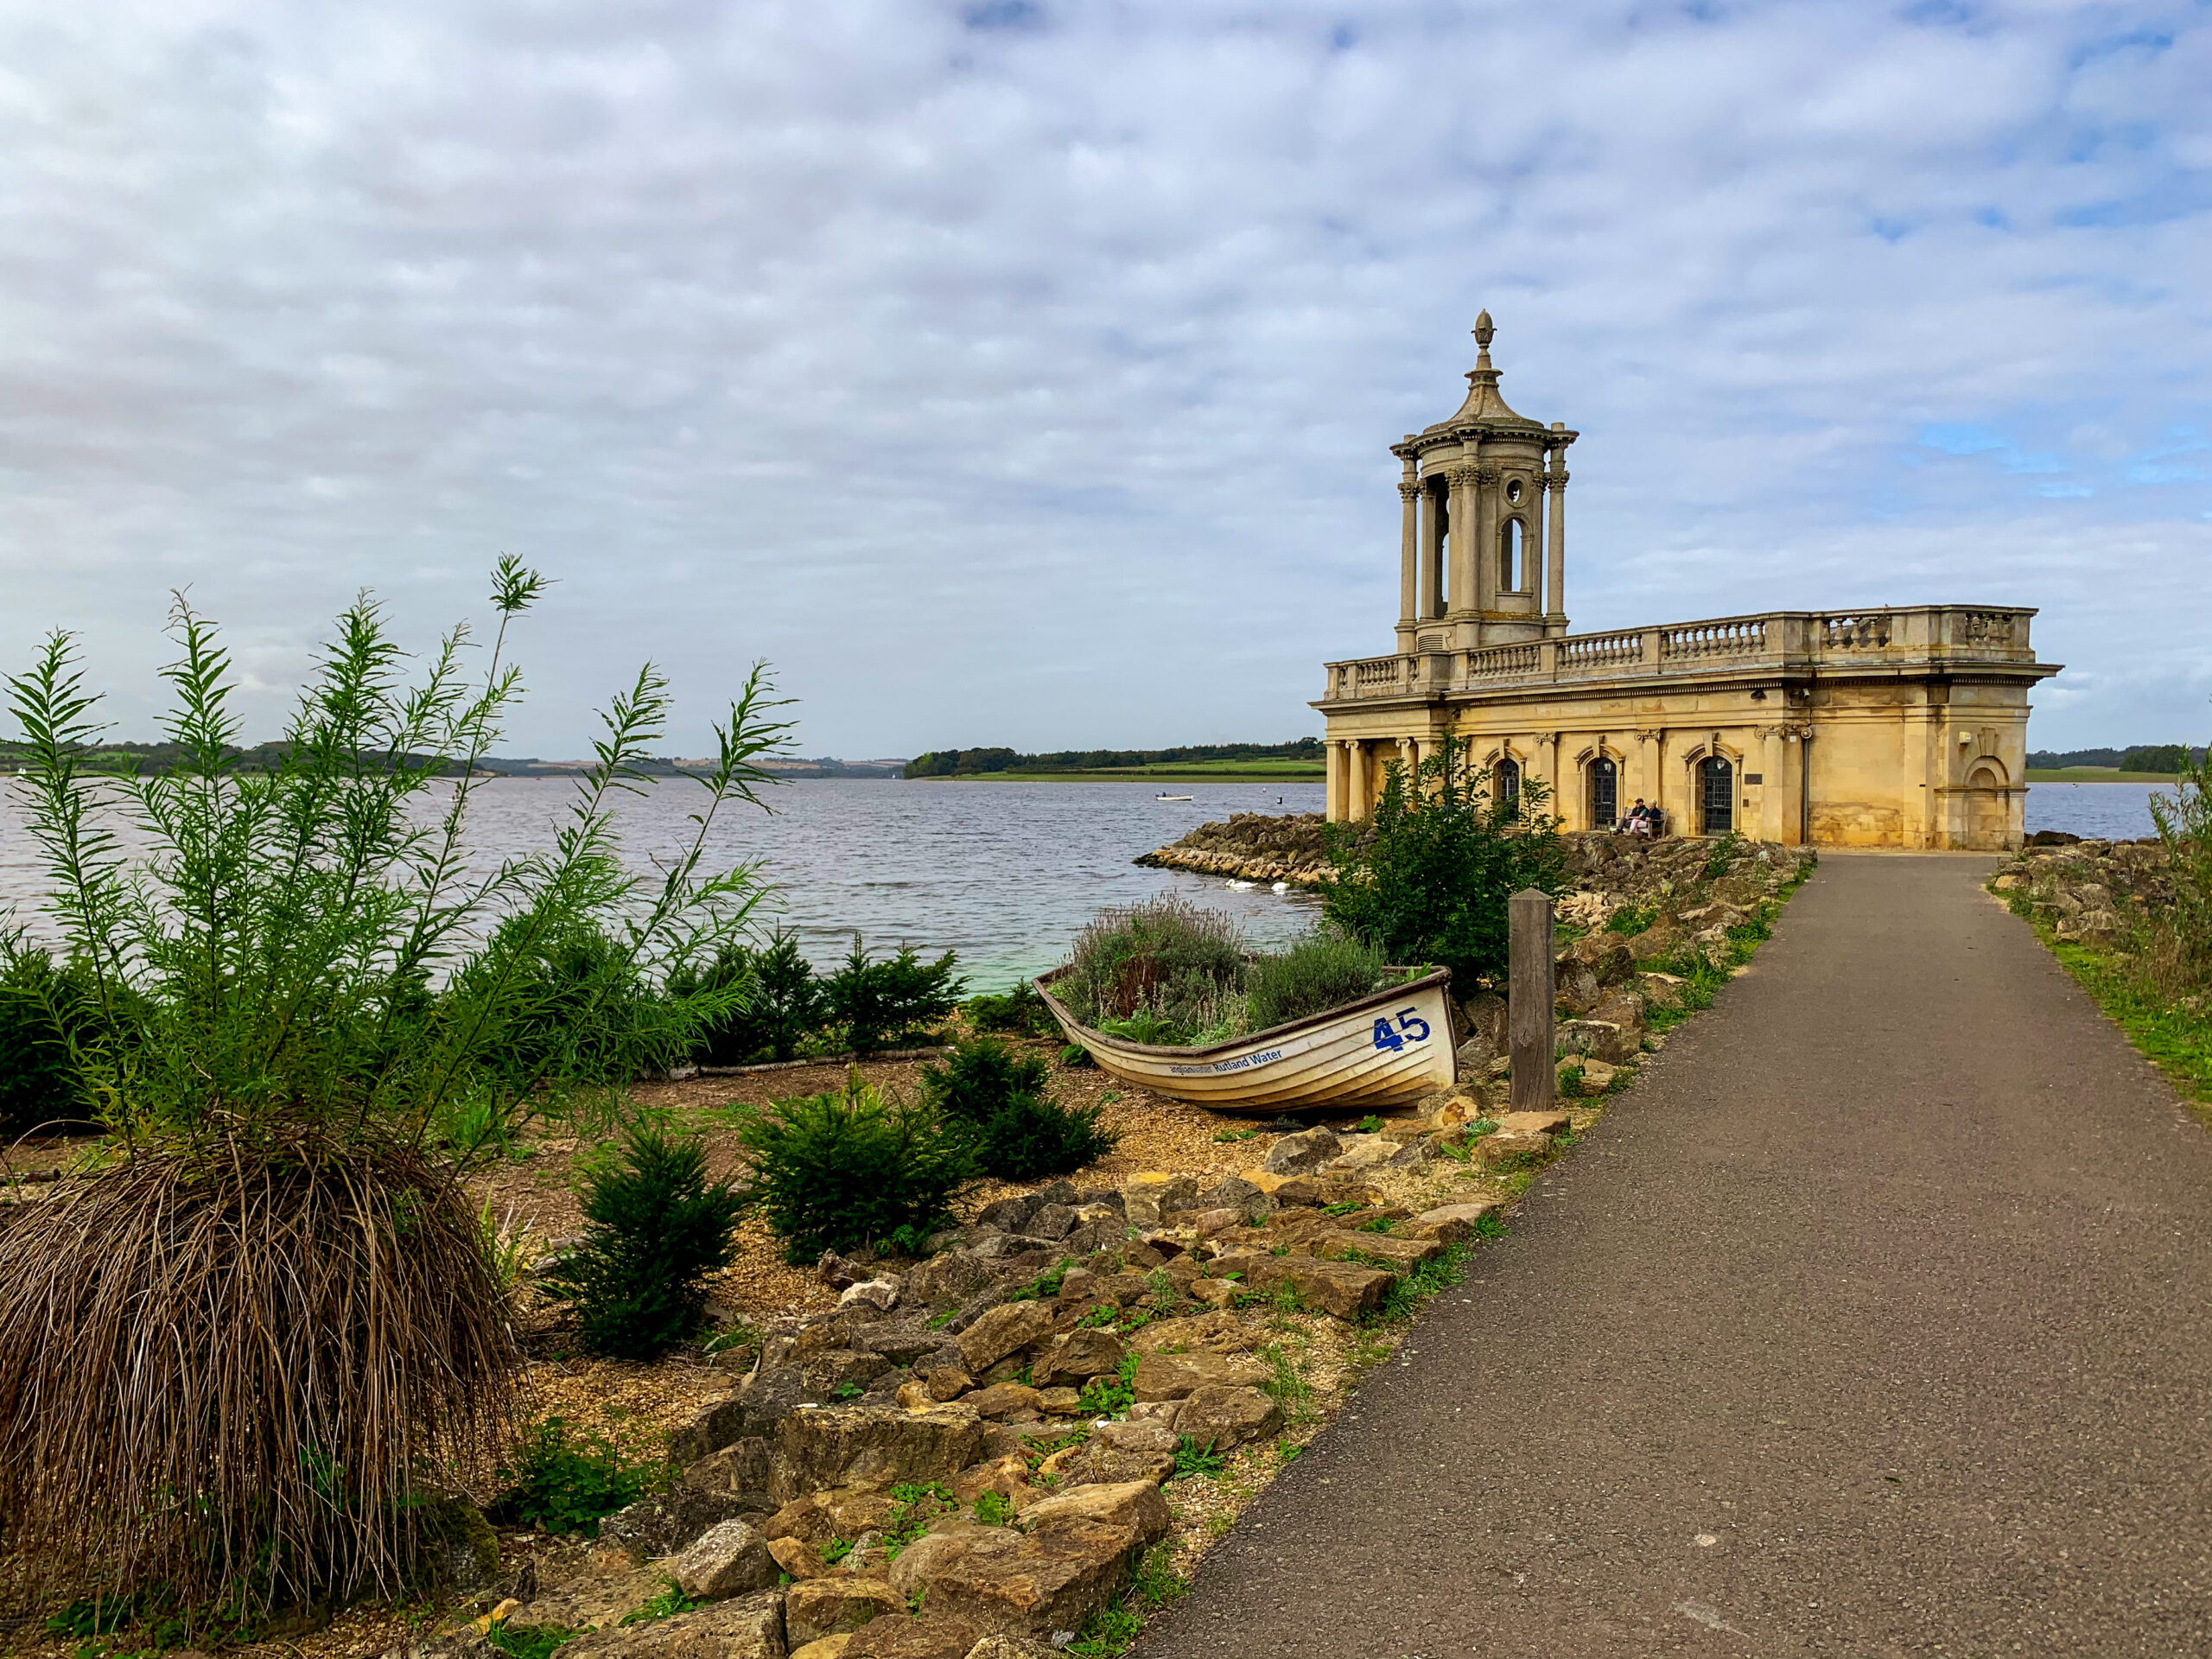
<box><xmin>2000</xmin><ymin>896</ymin><xmax>2212</xmax><ymax>1108</ymax></box>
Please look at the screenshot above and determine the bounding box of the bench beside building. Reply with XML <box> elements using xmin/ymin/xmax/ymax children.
<box><xmin>1315</xmin><ymin>315</ymin><xmax>2058</xmax><ymax>851</ymax></box>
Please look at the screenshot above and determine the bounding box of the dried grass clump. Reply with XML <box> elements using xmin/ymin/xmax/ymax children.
<box><xmin>0</xmin><ymin>1133</ymin><xmax>521</xmax><ymax>1611</ymax></box>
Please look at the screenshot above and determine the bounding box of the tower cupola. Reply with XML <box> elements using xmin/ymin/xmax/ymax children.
<box><xmin>1390</xmin><ymin>313</ymin><xmax>1577</xmax><ymax>654</ymax></box>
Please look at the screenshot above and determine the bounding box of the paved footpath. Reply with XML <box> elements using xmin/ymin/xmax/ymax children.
<box><xmin>1137</xmin><ymin>854</ymin><xmax>2212</xmax><ymax>1658</ymax></box>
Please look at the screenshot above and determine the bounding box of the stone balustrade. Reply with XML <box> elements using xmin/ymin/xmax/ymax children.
<box><xmin>1323</xmin><ymin>605</ymin><xmax>2037</xmax><ymax>704</ymax></box>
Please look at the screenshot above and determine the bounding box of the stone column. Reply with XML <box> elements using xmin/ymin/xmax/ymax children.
<box><xmin>1546</xmin><ymin>460</ymin><xmax>1568</xmax><ymax>628</ymax></box>
<box><xmin>1757</xmin><ymin>726</ymin><xmax>1784</xmax><ymax>842</ymax></box>
<box><xmin>1473</xmin><ymin>464</ymin><xmax>1498</xmax><ymax>615</ymax></box>
<box><xmin>1397</xmin><ymin>479</ymin><xmax>1420</xmax><ymax>632</ymax></box>
<box><xmin>1447</xmin><ymin>466</ymin><xmax>1478</xmax><ymax>620</ymax></box>
<box><xmin>1420</xmin><ymin>482</ymin><xmax>1444</xmax><ymax>616</ymax></box>
<box><xmin>1397</xmin><ymin>735</ymin><xmax>1417</xmax><ymax>797</ymax></box>
<box><xmin>1529</xmin><ymin>478</ymin><xmax>1548</xmax><ymax>616</ymax></box>
<box><xmin>1325</xmin><ymin>740</ymin><xmax>1344</xmax><ymax>823</ymax></box>
<box><xmin>1637</xmin><ymin>728</ymin><xmax>1666</xmax><ymax>832</ymax></box>
<box><xmin>1347</xmin><ymin>741</ymin><xmax>1370</xmax><ymax>823</ymax></box>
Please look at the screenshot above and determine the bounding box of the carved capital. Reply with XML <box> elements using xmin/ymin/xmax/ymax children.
<box><xmin>1635</xmin><ymin>728</ymin><xmax>1665</xmax><ymax>745</ymax></box>
<box><xmin>1548</xmin><ymin>470</ymin><xmax>1570</xmax><ymax>489</ymax></box>
<box><xmin>1397</xmin><ymin>481</ymin><xmax>1421</xmax><ymax>503</ymax></box>
<box><xmin>1446</xmin><ymin>463</ymin><xmax>1481</xmax><ymax>490</ymax></box>
<box><xmin>1473</xmin><ymin>464</ymin><xmax>1502</xmax><ymax>486</ymax></box>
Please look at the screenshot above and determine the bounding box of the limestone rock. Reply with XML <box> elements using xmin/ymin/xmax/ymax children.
<box><xmin>1120</xmin><ymin>1173</ymin><xmax>1199</xmax><ymax>1230</ymax></box>
<box><xmin>959</xmin><ymin>1638</ymin><xmax>1058</xmax><ymax>1659</ymax></box>
<box><xmin>961</xmin><ymin>1382</ymin><xmax>1041</xmax><ymax>1421</ymax></box>
<box><xmin>1492</xmin><ymin>1109</ymin><xmax>1570</xmax><ymax>1138</ymax></box>
<box><xmin>1402</xmin><ymin>1202</ymin><xmax>1499</xmax><ymax>1243</ymax></box>
<box><xmin>670</xmin><ymin>1520</ymin><xmax>778</xmax><ymax>1602</ymax></box>
<box><xmin>762</xmin><ymin>1496</ymin><xmax>837</xmax><ymax>1548</ymax></box>
<box><xmin>1262</xmin><ymin>1127</ymin><xmax>1342</xmax><ymax>1175</ymax></box>
<box><xmin>840</xmin><ymin>1279</ymin><xmax>902</xmax><ymax>1315</ymax></box>
<box><xmin>791</xmin><ymin>1639</ymin><xmax>853</xmax><ymax>1659</ymax></box>
<box><xmin>1250</xmin><ymin>1255</ymin><xmax>1395</xmax><ymax>1319</ymax></box>
<box><xmin>1306</xmin><ymin>1230</ymin><xmax>1444</xmax><ymax>1270</ymax></box>
<box><xmin>1059</xmin><ymin>1419</ymin><xmax>1177</xmax><ymax>1489</ymax></box>
<box><xmin>911</xmin><ymin>1522</ymin><xmax>1159</xmax><ymax>1637</ymax></box>
<box><xmin>1556</xmin><ymin>1019</ymin><xmax>1637</xmax><ymax>1065</ymax></box>
<box><xmin>550</xmin><ymin>1591</ymin><xmax>787</xmax><ymax>1658</ymax></box>
<box><xmin>1476</xmin><ymin>1130</ymin><xmax>1554</xmax><ymax>1166</ymax></box>
<box><xmin>785</xmin><ymin>1579</ymin><xmax>904</xmax><ymax>1646</ymax></box>
<box><xmin>1035</xmin><ymin>1387</ymin><xmax>1082</xmax><ymax>1415</ymax></box>
<box><xmin>1014</xmin><ymin>1480</ymin><xmax>1172</xmax><ymax>1543</ymax></box>
<box><xmin>601</xmin><ymin>1488</ymin><xmax>761</xmax><ymax>1564</ymax></box>
<box><xmin>769</xmin><ymin>1536</ymin><xmax>830</xmax><ymax>1580</ymax></box>
<box><xmin>1173</xmin><ymin>1384</ymin><xmax>1285</xmax><ymax>1452</ymax></box>
<box><xmin>683</xmin><ymin>1438</ymin><xmax>775</xmax><ymax>1501</ymax></box>
<box><xmin>842</xmin><ymin>1612</ymin><xmax>984</xmax><ymax>1659</ymax></box>
<box><xmin>1033</xmin><ymin>1329</ymin><xmax>1123</xmax><ymax>1388</ymax></box>
<box><xmin>956</xmin><ymin>1302</ymin><xmax>1056</xmax><ymax>1375</ymax></box>
<box><xmin>1192</xmin><ymin>1176</ymin><xmax>1271</xmax><ymax>1223</ymax></box>
<box><xmin>770</xmin><ymin>1407</ymin><xmax>985</xmax><ymax>1505</ymax></box>
<box><xmin>1131</xmin><ymin>1350</ymin><xmax>1271</xmax><ymax>1402</ymax></box>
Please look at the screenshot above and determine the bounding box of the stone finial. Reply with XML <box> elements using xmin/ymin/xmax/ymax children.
<box><xmin>1472</xmin><ymin>309</ymin><xmax>1495</xmax><ymax>350</ymax></box>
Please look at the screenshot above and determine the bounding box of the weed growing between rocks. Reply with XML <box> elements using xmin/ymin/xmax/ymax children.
<box><xmin>489</xmin><ymin>1417</ymin><xmax>664</xmax><ymax>1539</ymax></box>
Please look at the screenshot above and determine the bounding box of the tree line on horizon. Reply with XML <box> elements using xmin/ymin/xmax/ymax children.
<box><xmin>2030</xmin><ymin>744</ymin><xmax>2209</xmax><ymax>772</ymax></box>
<box><xmin>903</xmin><ymin>737</ymin><xmax>1325</xmax><ymax>777</ymax></box>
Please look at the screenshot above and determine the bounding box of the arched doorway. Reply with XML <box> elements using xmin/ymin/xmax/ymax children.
<box><xmin>1964</xmin><ymin>763</ymin><xmax>2007</xmax><ymax>850</ymax></box>
<box><xmin>1699</xmin><ymin>755</ymin><xmax>1734</xmax><ymax>836</ymax></box>
<box><xmin>1495</xmin><ymin>757</ymin><xmax>1522</xmax><ymax>812</ymax></box>
<box><xmin>1588</xmin><ymin>756</ymin><xmax>1618</xmax><ymax>828</ymax></box>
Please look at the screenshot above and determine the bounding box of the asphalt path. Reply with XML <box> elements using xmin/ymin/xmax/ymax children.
<box><xmin>1135</xmin><ymin>852</ymin><xmax>2212</xmax><ymax>1658</ymax></box>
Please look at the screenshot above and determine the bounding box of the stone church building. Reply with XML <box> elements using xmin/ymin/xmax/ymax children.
<box><xmin>1316</xmin><ymin>315</ymin><xmax>2057</xmax><ymax>850</ymax></box>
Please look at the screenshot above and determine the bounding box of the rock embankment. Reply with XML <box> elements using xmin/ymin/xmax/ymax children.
<box><xmin>1135</xmin><ymin>812</ymin><xmax>1335</xmax><ymax>886</ymax></box>
<box><xmin>1989</xmin><ymin>833</ymin><xmax>2171</xmax><ymax>948</ymax></box>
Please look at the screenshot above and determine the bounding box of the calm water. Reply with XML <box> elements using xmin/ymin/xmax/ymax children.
<box><xmin>0</xmin><ymin>778</ymin><xmax>1325</xmax><ymax>988</ymax></box>
<box><xmin>1</xmin><ymin>775</ymin><xmax>2177</xmax><ymax>986</ymax></box>
<box><xmin>2024</xmin><ymin>782</ymin><xmax>2180</xmax><ymax>842</ymax></box>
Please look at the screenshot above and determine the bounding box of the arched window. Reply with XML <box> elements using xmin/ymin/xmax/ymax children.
<box><xmin>1495</xmin><ymin>757</ymin><xmax>1522</xmax><ymax>810</ymax></box>
<box><xmin>1501</xmin><ymin>518</ymin><xmax>1523</xmax><ymax>592</ymax></box>
<box><xmin>1588</xmin><ymin>756</ymin><xmax>1618</xmax><ymax>828</ymax></box>
<box><xmin>1700</xmin><ymin>755</ymin><xmax>1734</xmax><ymax>836</ymax></box>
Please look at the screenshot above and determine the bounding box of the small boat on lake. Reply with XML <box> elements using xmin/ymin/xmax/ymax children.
<box><xmin>1033</xmin><ymin>966</ymin><xmax>1457</xmax><ymax>1112</ymax></box>
<box><xmin>1154</xmin><ymin>792</ymin><xmax>1193</xmax><ymax>802</ymax></box>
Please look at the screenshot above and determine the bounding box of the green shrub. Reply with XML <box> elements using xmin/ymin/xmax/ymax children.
<box><xmin>0</xmin><ymin>942</ymin><xmax>97</xmax><ymax>1137</ymax></box>
<box><xmin>489</xmin><ymin>1417</ymin><xmax>660</xmax><ymax>1537</ymax></box>
<box><xmin>971</xmin><ymin>1090</ymin><xmax>1118</xmax><ymax>1181</ymax></box>
<box><xmin>923</xmin><ymin>1035</ymin><xmax>1116</xmax><ymax>1179</ymax></box>
<box><xmin>825</xmin><ymin>941</ymin><xmax>964</xmax><ymax>1055</ymax></box>
<box><xmin>735</xmin><ymin>1073</ymin><xmax>977</xmax><ymax>1262</ymax></box>
<box><xmin>671</xmin><ymin>929</ymin><xmax>823</xmax><ymax>1065</ymax></box>
<box><xmin>542</xmin><ymin>1128</ymin><xmax>745</xmax><ymax>1360</ymax></box>
<box><xmin>965</xmin><ymin>980</ymin><xmax>1061</xmax><ymax>1038</ymax></box>
<box><xmin>468</xmin><ymin>917</ymin><xmax>679</xmax><ymax>1091</ymax></box>
<box><xmin>921</xmin><ymin>1034</ymin><xmax>1052</xmax><ymax>1121</ymax></box>
<box><xmin>2152</xmin><ymin>737</ymin><xmax>2212</xmax><ymax>976</ymax></box>
<box><xmin>1245</xmin><ymin>928</ymin><xmax>1393</xmax><ymax>1032</ymax></box>
<box><xmin>1059</xmin><ymin>897</ymin><xmax>1246</xmax><ymax>1033</ymax></box>
<box><xmin>1321</xmin><ymin>734</ymin><xmax>1564</xmax><ymax>989</ymax></box>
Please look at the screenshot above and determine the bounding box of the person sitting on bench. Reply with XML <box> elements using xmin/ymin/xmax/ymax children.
<box><xmin>1619</xmin><ymin>798</ymin><xmax>1656</xmax><ymax>837</ymax></box>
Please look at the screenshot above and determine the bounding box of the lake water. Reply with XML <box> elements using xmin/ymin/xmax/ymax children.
<box><xmin>0</xmin><ymin>778</ymin><xmax>1326</xmax><ymax>989</ymax></box>
<box><xmin>0</xmin><ymin>774</ymin><xmax>2179</xmax><ymax>988</ymax></box>
<box><xmin>2024</xmin><ymin>782</ymin><xmax>2180</xmax><ymax>842</ymax></box>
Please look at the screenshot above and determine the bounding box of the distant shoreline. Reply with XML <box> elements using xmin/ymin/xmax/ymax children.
<box><xmin>2025</xmin><ymin>769</ymin><xmax>2183</xmax><ymax>784</ymax></box>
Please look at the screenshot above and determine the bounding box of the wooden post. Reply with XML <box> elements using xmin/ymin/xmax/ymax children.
<box><xmin>1509</xmin><ymin>887</ymin><xmax>1554</xmax><ymax>1110</ymax></box>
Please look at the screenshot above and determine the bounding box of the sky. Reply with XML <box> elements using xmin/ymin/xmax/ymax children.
<box><xmin>2</xmin><ymin>0</ymin><xmax>2208</xmax><ymax>760</ymax></box>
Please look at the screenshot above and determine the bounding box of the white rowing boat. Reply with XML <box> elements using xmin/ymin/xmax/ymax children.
<box><xmin>1154</xmin><ymin>792</ymin><xmax>1193</xmax><ymax>802</ymax></box>
<box><xmin>1033</xmin><ymin>967</ymin><xmax>1458</xmax><ymax>1113</ymax></box>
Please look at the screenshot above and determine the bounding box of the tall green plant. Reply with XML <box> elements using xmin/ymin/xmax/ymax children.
<box><xmin>825</xmin><ymin>940</ymin><xmax>963</xmax><ymax>1055</ymax></box>
<box><xmin>1321</xmin><ymin>734</ymin><xmax>1564</xmax><ymax>988</ymax></box>
<box><xmin>2151</xmin><ymin>730</ymin><xmax>2212</xmax><ymax>975</ymax></box>
<box><xmin>0</xmin><ymin>565</ymin><xmax>794</xmax><ymax>1613</ymax></box>
<box><xmin>1</xmin><ymin>560</ymin><xmax>792</xmax><ymax>1156</ymax></box>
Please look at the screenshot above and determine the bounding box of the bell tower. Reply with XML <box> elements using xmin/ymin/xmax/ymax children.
<box><xmin>1390</xmin><ymin>312</ymin><xmax>1577</xmax><ymax>655</ymax></box>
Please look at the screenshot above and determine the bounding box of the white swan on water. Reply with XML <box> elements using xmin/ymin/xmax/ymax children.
<box><xmin>1228</xmin><ymin>880</ymin><xmax>1255</xmax><ymax>891</ymax></box>
<box><xmin>1272</xmin><ymin>881</ymin><xmax>1289</xmax><ymax>893</ymax></box>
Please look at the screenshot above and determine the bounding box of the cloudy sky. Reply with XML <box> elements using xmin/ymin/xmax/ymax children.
<box><xmin>3</xmin><ymin>0</ymin><xmax>2207</xmax><ymax>759</ymax></box>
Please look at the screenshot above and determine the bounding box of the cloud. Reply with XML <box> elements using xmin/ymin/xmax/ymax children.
<box><xmin>0</xmin><ymin>0</ymin><xmax>2208</xmax><ymax>753</ymax></box>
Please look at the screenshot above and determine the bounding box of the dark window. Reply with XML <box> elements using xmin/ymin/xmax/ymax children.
<box><xmin>1495</xmin><ymin>757</ymin><xmax>1521</xmax><ymax>810</ymax></box>
<box><xmin>1589</xmin><ymin>756</ymin><xmax>1618</xmax><ymax>826</ymax></box>
<box><xmin>1700</xmin><ymin>755</ymin><xmax>1734</xmax><ymax>836</ymax></box>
